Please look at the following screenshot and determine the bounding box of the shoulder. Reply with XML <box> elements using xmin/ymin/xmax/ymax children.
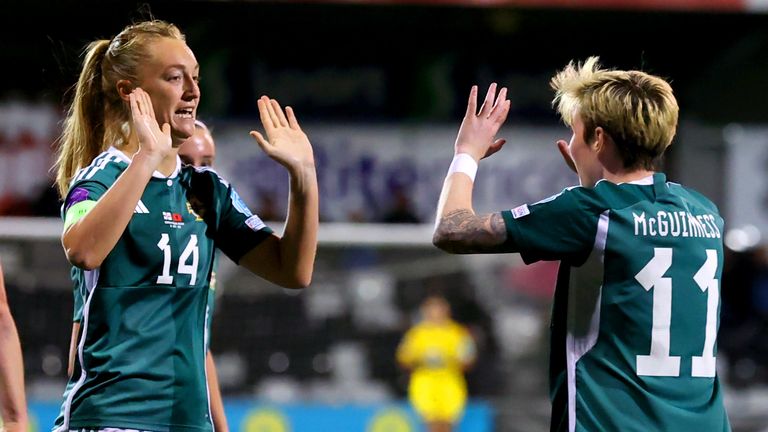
<box><xmin>448</xmin><ymin>321</ymin><xmax>470</xmax><ymax>336</ymax></box>
<box><xmin>70</xmin><ymin>147</ymin><xmax>129</xmax><ymax>189</ymax></box>
<box><xmin>180</xmin><ymin>164</ymin><xmax>233</xmax><ymax>190</ymax></box>
<box><xmin>407</xmin><ymin>323</ymin><xmax>428</xmax><ymax>336</ymax></box>
<box><xmin>522</xmin><ymin>184</ymin><xmax>607</xmax><ymax>215</ymax></box>
<box><xmin>666</xmin><ymin>181</ymin><xmax>721</xmax><ymax>215</ymax></box>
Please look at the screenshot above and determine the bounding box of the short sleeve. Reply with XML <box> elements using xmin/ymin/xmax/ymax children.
<box><xmin>502</xmin><ymin>188</ymin><xmax>600</xmax><ymax>265</ymax></box>
<box><xmin>62</xmin><ymin>181</ymin><xmax>109</xmax><ymax>219</ymax></box>
<box><xmin>214</xmin><ymin>184</ymin><xmax>274</xmax><ymax>263</ymax></box>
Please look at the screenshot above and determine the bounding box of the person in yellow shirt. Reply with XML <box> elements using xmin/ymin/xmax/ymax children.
<box><xmin>396</xmin><ymin>295</ymin><xmax>476</xmax><ymax>432</ymax></box>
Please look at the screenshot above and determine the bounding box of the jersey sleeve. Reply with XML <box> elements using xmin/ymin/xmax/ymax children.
<box><xmin>212</xmin><ymin>180</ymin><xmax>274</xmax><ymax>263</ymax></box>
<box><xmin>501</xmin><ymin>188</ymin><xmax>601</xmax><ymax>265</ymax></box>
<box><xmin>61</xmin><ymin>153</ymin><xmax>126</xmax><ymax>224</ymax></box>
<box><xmin>62</xmin><ymin>182</ymin><xmax>108</xmax><ymax>220</ymax></box>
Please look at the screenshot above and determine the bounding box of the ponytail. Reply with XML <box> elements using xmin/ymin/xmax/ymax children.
<box><xmin>55</xmin><ymin>40</ymin><xmax>110</xmax><ymax>199</ymax></box>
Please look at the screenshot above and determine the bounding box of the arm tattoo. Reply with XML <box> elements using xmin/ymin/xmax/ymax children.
<box><xmin>433</xmin><ymin>209</ymin><xmax>514</xmax><ymax>254</ymax></box>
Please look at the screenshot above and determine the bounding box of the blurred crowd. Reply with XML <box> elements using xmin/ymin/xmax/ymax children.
<box><xmin>0</xmin><ymin>101</ymin><xmax>424</xmax><ymax>224</ymax></box>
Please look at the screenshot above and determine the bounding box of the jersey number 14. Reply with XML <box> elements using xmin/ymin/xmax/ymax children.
<box><xmin>156</xmin><ymin>233</ymin><xmax>200</xmax><ymax>285</ymax></box>
<box><xmin>634</xmin><ymin>247</ymin><xmax>719</xmax><ymax>378</ymax></box>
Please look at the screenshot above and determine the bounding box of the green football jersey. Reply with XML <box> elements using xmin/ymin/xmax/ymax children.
<box><xmin>55</xmin><ymin>147</ymin><xmax>273</xmax><ymax>432</ymax></box>
<box><xmin>72</xmin><ymin>248</ymin><xmax>219</xmax><ymax>352</ymax></box>
<box><xmin>74</xmin><ymin>249</ymin><xmax>218</xmax><ymax>353</ymax></box>
<box><xmin>205</xmin><ymin>254</ymin><xmax>220</xmax><ymax>352</ymax></box>
<box><xmin>502</xmin><ymin>173</ymin><xmax>730</xmax><ymax>432</ymax></box>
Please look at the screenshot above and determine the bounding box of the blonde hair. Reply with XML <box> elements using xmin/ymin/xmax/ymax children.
<box><xmin>550</xmin><ymin>57</ymin><xmax>679</xmax><ymax>170</ymax></box>
<box><xmin>54</xmin><ymin>20</ymin><xmax>185</xmax><ymax>198</ymax></box>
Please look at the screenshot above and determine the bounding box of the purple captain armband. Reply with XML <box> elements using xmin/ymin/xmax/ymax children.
<box><xmin>65</xmin><ymin>187</ymin><xmax>91</xmax><ymax>211</ymax></box>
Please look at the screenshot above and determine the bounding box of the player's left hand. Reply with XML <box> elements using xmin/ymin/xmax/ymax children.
<box><xmin>250</xmin><ymin>96</ymin><xmax>315</xmax><ymax>173</ymax></box>
<box><xmin>454</xmin><ymin>83</ymin><xmax>511</xmax><ymax>161</ymax></box>
<box><xmin>556</xmin><ymin>139</ymin><xmax>577</xmax><ymax>173</ymax></box>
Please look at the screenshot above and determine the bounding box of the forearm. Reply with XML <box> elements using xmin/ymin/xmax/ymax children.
<box><xmin>433</xmin><ymin>166</ymin><xmax>511</xmax><ymax>254</ymax></box>
<box><xmin>0</xmin><ymin>308</ymin><xmax>27</xmax><ymax>429</ymax></box>
<box><xmin>433</xmin><ymin>170</ymin><xmax>481</xmax><ymax>252</ymax></box>
<box><xmin>277</xmin><ymin>164</ymin><xmax>319</xmax><ymax>287</ymax></box>
<box><xmin>436</xmin><ymin>168</ymin><xmax>475</xmax><ymax>221</ymax></box>
<box><xmin>206</xmin><ymin>352</ymin><xmax>228</xmax><ymax>432</ymax></box>
<box><xmin>63</xmin><ymin>153</ymin><xmax>156</xmax><ymax>269</ymax></box>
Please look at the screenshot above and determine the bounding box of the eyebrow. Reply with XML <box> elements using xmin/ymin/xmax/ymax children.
<box><xmin>165</xmin><ymin>64</ymin><xmax>200</xmax><ymax>72</ymax></box>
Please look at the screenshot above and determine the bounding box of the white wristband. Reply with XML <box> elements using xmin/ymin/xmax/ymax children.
<box><xmin>447</xmin><ymin>153</ymin><xmax>478</xmax><ymax>182</ymax></box>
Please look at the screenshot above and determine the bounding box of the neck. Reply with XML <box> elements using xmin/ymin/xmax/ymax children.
<box><xmin>602</xmin><ymin>168</ymin><xmax>655</xmax><ymax>185</ymax></box>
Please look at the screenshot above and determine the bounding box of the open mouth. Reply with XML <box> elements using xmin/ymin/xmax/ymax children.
<box><xmin>174</xmin><ymin>108</ymin><xmax>194</xmax><ymax>119</ymax></box>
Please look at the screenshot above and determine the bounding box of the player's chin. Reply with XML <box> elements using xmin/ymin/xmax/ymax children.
<box><xmin>170</xmin><ymin>130</ymin><xmax>193</xmax><ymax>148</ymax></box>
<box><xmin>172</xmin><ymin>113</ymin><xmax>196</xmax><ymax>127</ymax></box>
<box><xmin>171</xmin><ymin>120</ymin><xmax>195</xmax><ymax>140</ymax></box>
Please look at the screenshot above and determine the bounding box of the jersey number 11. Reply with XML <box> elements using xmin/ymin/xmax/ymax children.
<box><xmin>634</xmin><ymin>247</ymin><xmax>719</xmax><ymax>378</ymax></box>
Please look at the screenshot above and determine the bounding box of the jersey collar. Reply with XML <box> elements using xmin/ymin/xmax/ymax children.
<box><xmin>624</xmin><ymin>174</ymin><xmax>655</xmax><ymax>185</ymax></box>
<box><xmin>107</xmin><ymin>146</ymin><xmax>182</xmax><ymax>179</ymax></box>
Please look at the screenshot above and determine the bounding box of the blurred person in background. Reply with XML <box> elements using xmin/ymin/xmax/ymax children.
<box><xmin>177</xmin><ymin>119</ymin><xmax>226</xmax><ymax>432</ymax></box>
<box><xmin>53</xmin><ymin>19</ymin><xmax>318</xmax><ymax>432</ymax></box>
<box><xmin>179</xmin><ymin>119</ymin><xmax>216</xmax><ymax>168</ymax></box>
<box><xmin>0</xmin><ymin>260</ymin><xmax>27</xmax><ymax>432</ymax></box>
<box><xmin>433</xmin><ymin>58</ymin><xmax>730</xmax><ymax>431</ymax></box>
<box><xmin>396</xmin><ymin>294</ymin><xmax>476</xmax><ymax>432</ymax></box>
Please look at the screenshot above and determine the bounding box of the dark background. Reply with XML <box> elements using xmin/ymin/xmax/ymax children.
<box><xmin>3</xmin><ymin>1</ymin><xmax>768</xmax><ymax>124</ymax></box>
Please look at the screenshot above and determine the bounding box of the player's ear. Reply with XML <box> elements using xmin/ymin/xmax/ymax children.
<box><xmin>593</xmin><ymin>126</ymin><xmax>607</xmax><ymax>153</ymax></box>
<box><xmin>116</xmin><ymin>80</ymin><xmax>135</xmax><ymax>102</ymax></box>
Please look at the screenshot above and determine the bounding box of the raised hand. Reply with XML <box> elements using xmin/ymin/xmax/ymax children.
<box><xmin>556</xmin><ymin>139</ymin><xmax>577</xmax><ymax>173</ymax></box>
<box><xmin>454</xmin><ymin>83</ymin><xmax>511</xmax><ymax>161</ymax></box>
<box><xmin>129</xmin><ymin>87</ymin><xmax>172</xmax><ymax>166</ymax></box>
<box><xmin>250</xmin><ymin>96</ymin><xmax>314</xmax><ymax>173</ymax></box>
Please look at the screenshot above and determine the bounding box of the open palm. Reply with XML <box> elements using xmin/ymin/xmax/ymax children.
<box><xmin>250</xmin><ymin>96</ymin><xmax>314</xmax><ymax>172</ymax></box>
<box><xmin>129</xmin><ymin>88</ymin><xmax>172</xmax><ymax>162</ymax></box>
<box><xmin>455</xmin><ymin>83</ymin><xmax>511</xmax><ymax>161</ymax></box>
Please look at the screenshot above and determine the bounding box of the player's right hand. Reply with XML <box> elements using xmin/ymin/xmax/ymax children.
<box><xmin>130</xmin><ymin>87</ymin><xmax>172</xmax><ymax>167</ymax></box>
<box><xmin>454</xmin><ymin>83</ymin><xmax>511</xmax><ymax>162</ymax></box>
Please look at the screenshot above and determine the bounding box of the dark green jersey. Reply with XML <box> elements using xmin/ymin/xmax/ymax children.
<box><xmin>502</xmin><ymin>173</ymin><xmax>730</xmax><ymax>432</ymax></box>
<box><xmin>74</xmin><ymin>247</ymin><xmax>219</xmax><ymax>353</ymax></box>
<box><xmin>55</xmin><ymin>147</ymin><xmax>273</xmax><ymax>432</ymax></box>
<box><xmin>73</xmin><ymin>247</ymin><xmax>219</xmax><ymax>353</ymax></box>
<box><xmin>205</xmin><ymin>253</ymin><xmax>220</xmax><ymax>352</ymax></box>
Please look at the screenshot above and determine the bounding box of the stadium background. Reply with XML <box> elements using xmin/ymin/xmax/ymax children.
<box><xmin>3</xmin><ymin>0</ymin><xmax>768</xmax><ymax>430</ymax></box>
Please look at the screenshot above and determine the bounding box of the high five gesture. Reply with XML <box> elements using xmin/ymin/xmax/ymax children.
<box><xmin>250</xmin><ymin>96</ymin><xmax>315</xmax><ymax>173</ymax></box>
<box><xmin>454</xmin><ymin>83</ymin><xmax>511</xmax><ymax>161</ymax></box>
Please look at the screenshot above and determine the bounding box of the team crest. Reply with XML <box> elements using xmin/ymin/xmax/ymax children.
<box><xmin>187</xmin><ymin>201</ymin><xmax>204</xmax><ymax>221</ymax></box>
